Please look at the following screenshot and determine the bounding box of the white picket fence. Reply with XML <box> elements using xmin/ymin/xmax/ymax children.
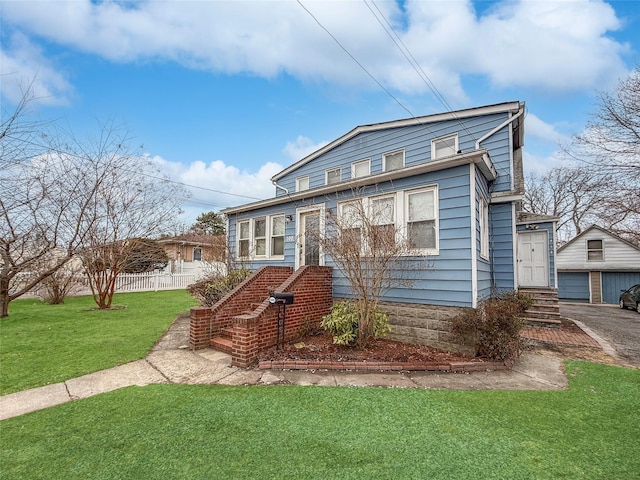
<box><xmin>19</xmin><ymin>262</ymin><xmax>227</xmax><ymax>298</ymax></box>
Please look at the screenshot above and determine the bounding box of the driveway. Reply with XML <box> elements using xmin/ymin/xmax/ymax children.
<box><xmin>560</xmin><ymin>303</ymin><xmax>640</xmax><ymax>367</ymax></box>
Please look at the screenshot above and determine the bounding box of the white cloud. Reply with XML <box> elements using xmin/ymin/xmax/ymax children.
<box><xmin>150</xmin><ymin>155</ymin><xmax>283</xmax><ymax>224</ymax></box>
<box><xmin>283</xmin><ymin>135</ymin><xmax>328</xmax><ymax>162</ymax></box>
<box><xmin>525</xmin><ymin>113</ymin><xmax>570</xmax><ymax>147</ymax></box>
<box><xmin>0</xmin><ymin>33</ymin><xmax>73</xmax><ymax>105</ymax></box>
<box><xmin>1</xmin><ymin>0</ymin><xmax>631</xmax><ymax>103</ymax></box>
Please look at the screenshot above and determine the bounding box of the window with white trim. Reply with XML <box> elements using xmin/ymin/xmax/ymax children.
<box><xmin>296</xmin><ymin>176</ymin><xmax>309</xmax><ymax>192</ymax></box>
<box><xmin>326</xmin><ymin>167</ymin><xmax>341</xmax><ymax>185</ymax></box>
<box><xmin>193</xmin><ymin>247</ymin><xmax>202</xmax><ymax>261</ymax></box>
<box><xmin>406</xmin><ymin>187</ymin><xmax>437</xmax><ymax>250</ymax></box>
<box><xmin>432</xmin><ymin>134</ymin><xmax>458</xmax><ymax>159</ymax></box>
<box><xmin>254</xmin><ymin>217</ymin><xmax>266</xmax><ymax>256</ymax></box>
<box><xmin>587</xmin><ymin>239</ymin><xmax>604</xmax><ymax>261</ymax></box>
<box><xmin>383</xmin><ymin>150</ymin><xmax>404</xmax><ymax>172</ymax></box>
<box><xmin>370</xmin><ymin>195</ymin><xmax>396</xmax><ymax>248</ymax></box>
<box><xmin>271</xmin><ymin>215</ymin><xmax>285</xmax><ymax>256</ymax></box>
<box><xmin>339</xmin><ymin>201</ymin><xmax>363</xmax><ymax>254</ymax></box>
<box><xmin>479</xmin><ymin>198</ymin><xmax>489</xmax><ymax>259</ymax></box>
<box><xmin>351</xmin><ymin>159</ymin><xmax>370</xmax><ymax>178</ymax></box>
<box><xmin>238</xmin><ymin>221</ymin><xmax>250</xmax><ymax>257</ymax></box>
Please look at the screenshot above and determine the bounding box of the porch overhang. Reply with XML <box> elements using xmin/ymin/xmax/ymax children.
<box><xmin>223</xmin><ymin>149</ymin><xmax>495</xmax><ymax>215</ymax></box>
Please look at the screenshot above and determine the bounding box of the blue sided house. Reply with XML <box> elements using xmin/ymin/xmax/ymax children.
<box><xmin>222</xmin><ymin>101</ymin><xmax>558</xmax><ymax>351</ymax></box>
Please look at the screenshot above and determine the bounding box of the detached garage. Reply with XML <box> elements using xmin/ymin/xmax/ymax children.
<box><xmin>557</xmin><ymin>225</ymin><xmax>640</xmax><ymax>304</ymax></box>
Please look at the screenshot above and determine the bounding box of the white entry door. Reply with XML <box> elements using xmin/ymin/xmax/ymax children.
<box><xmin>517</xmin><ymin>231</ymin><xmax>549</xmax><ymax>287</ymax></box>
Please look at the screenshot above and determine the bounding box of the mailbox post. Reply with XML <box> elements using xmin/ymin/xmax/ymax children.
<box><xmin>269</xmin><ymin>292</ymin><xmax>294</xmax><ymax>350</ymax></box>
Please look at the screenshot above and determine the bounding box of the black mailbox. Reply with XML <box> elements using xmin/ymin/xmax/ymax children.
<box><xmin>269</xmin><ymin>292</ymin><xmax>294</xmax><ymax>305</ymax></box>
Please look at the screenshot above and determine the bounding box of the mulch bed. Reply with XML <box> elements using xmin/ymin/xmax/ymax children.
<box><xmin>256</xmin><ymin>332</ymin><xmax>510</xmax><ymax>372</ymax></box>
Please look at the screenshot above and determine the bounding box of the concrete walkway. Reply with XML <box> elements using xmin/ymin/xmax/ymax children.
<box><xmin>0</xmin><ymin>314</ymin><xmax>593</xmax><ymax>421</ymax></box>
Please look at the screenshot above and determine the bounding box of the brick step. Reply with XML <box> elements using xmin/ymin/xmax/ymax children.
<box><xmin>221</xmin><ymin>327</ymin><xmax>236</xmax><ymax>337</ymax></box>
<box><xmin>210</xmin><ymin>336</ymin><xmax>233</xmax><ymax>354</ymax></box>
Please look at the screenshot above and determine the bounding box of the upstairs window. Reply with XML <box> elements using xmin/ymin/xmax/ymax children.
<box><xmin>296</xmin><ymin>176</ymin><xmax>309</xmax><ymax>192</ymax></box>
<box><xmin>271</xmin><ymin>215</ymin><xmax>285</xmax><ymax>256</ymax></box>
<box><xmin>383</xmin><ymin>150</ymin><xmax>404</xmax><ymax>172</ymax></box>
<box><xmin>406</xmin><ymin>187</ymin><xmax>437</xmax><ymax>251</ymax></box>
<box><xmin>587</xmin><ymin>239</ymin><xmax>604</xmax><ymax>261</ymax></box>
<box><xmin>254</xmin><ymin>217</ymin><xmax>266</xmax><ymax>256</ymax></box>
<box><xmin>326</xmin><ymin>167</ymin><xmax>341</xmax><ymax>185</ymax></box>
<box><xmin>238</xmin><ymin>221</ymin><xmax>250</xmax><ymax>257</ymax></box>
<box><xmin>432</xmin><ymin>134</ymin><xmax>458</xmax><ymax>159</ymax></box>
<box><xmin>351</xmin><ymin>159</ymin><xmax>371</xmax><ymax>178</ymax></box>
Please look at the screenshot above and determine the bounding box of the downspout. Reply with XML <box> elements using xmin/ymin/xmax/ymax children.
<box><xmin>272</xmin><ymin>180</ymin><xmax>289</xmax><ymax>195</ymax></box>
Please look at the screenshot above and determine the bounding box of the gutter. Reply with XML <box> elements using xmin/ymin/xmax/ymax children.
<box><xmin>272</xmin><ymin>180</ymin><xmax>289</xmax><ymax>195</ymax></box>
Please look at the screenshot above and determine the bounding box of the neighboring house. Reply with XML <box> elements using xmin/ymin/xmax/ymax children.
<box><xmin>158</xmin><ymin>234</ymin><xmax>226</xmax><ymax>275</ymax></box>
<box><xmin>220</xmin><ymin>101</ymin><xmax>557</xmax><ymax>349</ymax></box>
<box><xmin>557</xmin><ymin>225</ymin><xmax>640</xmax><ymax>304</ymax></box>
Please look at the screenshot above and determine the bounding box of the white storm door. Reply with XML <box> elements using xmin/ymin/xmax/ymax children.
<box><xmin>299</xmin><ymin>211</ymin><xmax>320</xmax><ymax>267</ymax></box>
<box><xmin>518</xmin><ymin>231</ymin><xmax>549</xmax><ymax>287</ymax></box>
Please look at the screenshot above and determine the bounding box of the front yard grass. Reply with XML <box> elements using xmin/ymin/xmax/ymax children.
<box><xmin>0</xmin><ymin>291</ymin><xmax>197</xmax><ymax>395</ymax></box>
<box><xmin>1</xmin><ymin>360</ymin><xmax>639</xmax><ymax>479</ymax></box>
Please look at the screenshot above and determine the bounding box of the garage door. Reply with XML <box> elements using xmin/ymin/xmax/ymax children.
<box><xmin>558</xmin><ymin>272</ymin><xmax>590</xmax><ymax>302</ymax></box>
<box><xmin>602</xmin><ymin>272</ymin><xmax>640</xmax><ymax>304</ymax></box>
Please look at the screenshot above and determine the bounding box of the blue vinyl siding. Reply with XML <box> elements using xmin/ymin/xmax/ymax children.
<box><xmin>276</xmin><ymin>112</ymin><xmax>514</xmax><ymax>196</ymax></box>
<box><xmin>228</xmin><ymin>105</ymin><xmax>522</xmax><ymax>309</ymax></box>
<box><xmin>490</xmin><ymin>203</ymin><xmax>515</xmax><ymax>291</ymax></box>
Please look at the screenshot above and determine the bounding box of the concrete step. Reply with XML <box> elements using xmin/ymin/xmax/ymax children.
<box><xmin>524</xmin><ymin>310</ymin><xmax>562</xmax><ymax>320</ymax></box>
<box><xmin>210</xmin><ymin>336</ymin><xmax>233</xmax><ymax>354</ymax></box>
<box><xmin>523</xmin><ymin>317</ymin><xmax>562</xmax><ymax>328</ymax></box>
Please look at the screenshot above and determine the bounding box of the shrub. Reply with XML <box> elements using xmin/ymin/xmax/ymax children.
<box><xmin>187</xmin><ymin>268</ymin><xmax>252</xmax><ymax>306</ymax></box>
<box><xmin>450</xmin><ymin>291</ymin><xmax>530</xmax><ymax>361</ymax></box>
<box><xmin>321</xmin><ymin>300</ymin><xmax>390</xmax><ymax>346</ymax></box>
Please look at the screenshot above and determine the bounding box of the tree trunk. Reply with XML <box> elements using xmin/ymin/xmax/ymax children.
<box><xmin>0</xmin><ymin>275</ymin><xmax>10</xmax><ymax>317</ymax></box>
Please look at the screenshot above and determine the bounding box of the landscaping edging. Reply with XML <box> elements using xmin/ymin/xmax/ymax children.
<box><xmin>258</xmin><ymin>359</ymin><xmax>513</xmax><ymax>372</ymax></box>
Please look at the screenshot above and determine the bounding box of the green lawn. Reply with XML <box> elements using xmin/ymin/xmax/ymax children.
<box><xmin>0</xmin><ymin>291</ymin><xmax>198</xmax><ymax>395</ymax></box>
<box><xmin>1</xmin><ymin>360</ymin><xmax>639</xmax><ymax>479</ymax></box>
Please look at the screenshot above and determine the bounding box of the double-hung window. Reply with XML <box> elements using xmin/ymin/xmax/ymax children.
<box><xmin>383</xmin><ymin>150</ymin><xmax>404</xmax><ymax>172</ymax></box>
<box><xmin>238</xmin><ymin>221</ymin><xmax>250</xmax><ymax>257</ymax></box>
<box><xmin>587</xmin><ymin>239</ymin><xmax>604</xmax><ymax>261</ymax></box>
<box><xmin>352</xmin><ymin>159</ymin><xmax>370</xmax><ymax>179</ymax></box>
<box><xmin>296</xmin><ymin>176</ymin><xmax>309</xmax><ymax>192</ymax></box>
<box><xmin>254</xmin><ymin>217</ymin><xmax>266</xmax><ymax>256</ymax></box>
<box><xmin>339</xmin><ymin>201</ymin><xmax>363</xmax><ymax>255</ymax></box>
<box><xmin>406</xmin><ymin>187</ymin><xmax>437</xmax><ymax>251</ymax></box>
<box><xmin>370</xmin><ymin>196</ymin><xmax>396</xmax><ymax>249</ymax></box>
<box><xmin>271</xmin><ymin>215</ymin><xmax>285</xmax><ymax>256</ymax></box>
<box><xmin>432</xmin><ymin>134</ymin><xmax>458</xmax><ymax>159</ymax></box>
<box><xmin>326</xmin><ymin>167</ymin><xmax>341</xmax><ymax>185</ymax></box>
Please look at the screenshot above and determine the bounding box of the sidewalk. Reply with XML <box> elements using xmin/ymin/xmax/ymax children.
<box><xmin>1</xmin><ymin>314</ymin><xmax>609</xmax><ymax>421</ymax></box>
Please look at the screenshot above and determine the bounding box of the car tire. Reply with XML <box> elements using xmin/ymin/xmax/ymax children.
<box><xmin>636</xmin><ymin>302</ymin><xmax>640</xmax><ymax>314</ymax></box>
<box><xmin>619</xmin><ymin>299</ymin><xmax>625</xmax><ymax>309</ymax></box>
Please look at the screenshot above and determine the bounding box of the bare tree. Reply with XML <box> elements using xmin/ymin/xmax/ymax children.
<box><xmin>76</xmin><ymin>126</ymin><xmax>184</xmax><ymax>309</ymax></box>
<box><xmin>0</xmin><ymin>89</ymin><xmax>185</xmax><ymax>316</ymax></box>
<box><xmin>317</xmin><ymin>189</ymin><xmax>425</xmax><ymax>347</ymax></box>
<box><xmin>523</xmin><ymin>165</ymin><xmax>614</xmax><ymax>242</ymax></box>
<box><xmin>559</xmin><ymin>66</ymin><xmax>640</xmax><ymax>244</ymax></box>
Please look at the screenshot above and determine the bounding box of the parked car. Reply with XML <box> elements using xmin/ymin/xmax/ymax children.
<box><xmin>619</xmin><ymin>284</ymin><xmax>640</xmax><ymax>312</ymax></box>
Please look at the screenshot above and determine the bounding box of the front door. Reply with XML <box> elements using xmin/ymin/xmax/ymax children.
<box><xmin>299</xmin><ymin>211</ymin><xmax>320</xmax><ymax>266</ymax></box>
<box><xmin>518</xmin><ymin>231</ymin><xmax>549</xmax><ymax>287</ymax></box>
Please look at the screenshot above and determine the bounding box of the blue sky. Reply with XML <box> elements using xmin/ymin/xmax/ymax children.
<box><xmin>1</xmin><ymin>0</ymin><xmax>639</xmax><ymax>226</ymax></box>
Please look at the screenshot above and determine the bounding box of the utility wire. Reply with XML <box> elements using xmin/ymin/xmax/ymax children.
<box><xmin>296</xmin><ymin>0</ymin><xmax>416</xmax><ymax>119</ymax></box>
